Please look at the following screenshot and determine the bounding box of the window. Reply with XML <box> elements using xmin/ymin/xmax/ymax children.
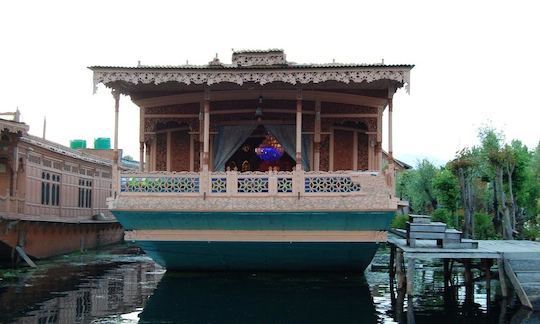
<box><xmin>78</xmin><ymin>179</ymin><xmax>93</xmax><ymax>208</ymax></box>
<box><xmin>41</xmin><ymin>172</ymin><xmax>60</xmax><ymax>206</ymax></box>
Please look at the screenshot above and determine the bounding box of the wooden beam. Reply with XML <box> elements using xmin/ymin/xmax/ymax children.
<box><xmin>133</xmin><ymin>89</ymin><xmax>387</xmax><ymax>109</ymax></box>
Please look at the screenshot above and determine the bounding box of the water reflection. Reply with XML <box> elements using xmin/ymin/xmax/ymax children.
<box><xmin>2</xmin><ymin>244</ymin><xmax>540</xmax><ymax>323</ymax></box>
<box><xmin>139</xmin><ymin>272</ymin><xmax>377</xmax><ymax>324</ymax></box>
<box><xmin>0</xmin><ymin>246</ymin><xmax>163</xmax><ymax>324</ymax></box>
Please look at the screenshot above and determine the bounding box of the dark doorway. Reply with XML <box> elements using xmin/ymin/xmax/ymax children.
<box><xmin>225</xmin><ymin>126</ymin><xmax>295</xmax><ymax>172</ymax></box>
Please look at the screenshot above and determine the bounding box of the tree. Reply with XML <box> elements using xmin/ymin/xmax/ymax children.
<box><xmin>449</xmin><ymin>148</ymin><xmax>477</xmax><ymax>239</ymax></box>
<box><xmin>432</xmin><ymin>168</ymin><xmax>460</xmax><ymax>224</ymax></box>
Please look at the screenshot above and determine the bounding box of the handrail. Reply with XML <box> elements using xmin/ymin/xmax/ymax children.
<box><xmin>118</xmin><ymin>170</ymin><xmax>380</xmax><ymax>196</ymax></box>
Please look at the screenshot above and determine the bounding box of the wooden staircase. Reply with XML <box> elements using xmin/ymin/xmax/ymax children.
<box><xmin>406</xmin><ymin>214</ymin><xmax>478</xmax><ymax>249</ymax></box>
<box><xmin>504</xmin><ymin>253</ymin><xmax>540</xmax><ymax>310</ymax></box>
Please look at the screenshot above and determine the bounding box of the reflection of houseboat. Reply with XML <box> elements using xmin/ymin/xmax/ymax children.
<box><xmin>0</xmin><ymin>112</ymin><xmax>125</xmax><ymax>264</ymax></box>
<box><xmin>91</xmin><ymin>49</ymin><xmax>413</xmax><ymax>271</ymax></box>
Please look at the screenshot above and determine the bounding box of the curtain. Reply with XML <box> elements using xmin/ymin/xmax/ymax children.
<box><xmin>264</xmin><ymin>124</ymin><xmax>311</xmax><ymax>171</ymax></box>
<box><xmin>212</xmin><ymin>125</ymin><xmax>257</xmax><ymax>171</ymax></box>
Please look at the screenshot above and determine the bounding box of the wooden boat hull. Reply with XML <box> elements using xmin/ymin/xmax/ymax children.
<box><xmin>0</xmin><ymin>218</ymin><xmax>124</xmax><ymax>261</ymax></box>
<box><xmin>114</xmin><ymin>210</ymin><xmax>394</xmax><ymax>272</ymax></box>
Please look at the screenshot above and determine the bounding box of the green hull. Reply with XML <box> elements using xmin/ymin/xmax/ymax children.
<box><xmin>113</xmin><ymin>210</ymin><xmax>393</xmax><ymax>272</ymax></box>
<box><xmin>137</xmin><ymin>241</ymin><xmax>380</xmax><ymax>272</ymax></box>
<box><xmin>113</xmin><ymin>210</ymin><xmax>394</xmax><ymax>231</ymax></box>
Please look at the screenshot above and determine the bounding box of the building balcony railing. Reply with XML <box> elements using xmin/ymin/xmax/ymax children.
<box><xmin>118</xmin><ymin>170</ymin><xmax>383</xmax><ymax>197</ymax></box>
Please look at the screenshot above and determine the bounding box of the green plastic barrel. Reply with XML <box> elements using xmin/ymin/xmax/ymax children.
<box><xmin>94</xmin><ymin>137</ymin><xmax>111</xmax><ymax>149</ymax></box>
<box><xmin>70</xmin><ymin>139</ymin><xmax>87</xmax><ymax>149</ymax></box>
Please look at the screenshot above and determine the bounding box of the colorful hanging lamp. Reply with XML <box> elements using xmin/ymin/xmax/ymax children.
<box><xmin>255</xmin><ymin>133</ymin><xmax>284</xmax><ymax>162</ymax></box>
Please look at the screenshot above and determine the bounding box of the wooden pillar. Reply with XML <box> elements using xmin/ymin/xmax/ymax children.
<box><xmin>139</xmin><ymin>142</ymin><xmax>144</xmax><ymax>172</ymax></box>
<box><xmin>111</xmin><ymin>90</ymin><xmax>120</xmax><ymax>195</ymax></box>
<box><xmin>203</xmin><ymin>96</ymin><xmax>210</xmax><ymax>172</ymax></box>
<box><xmin>313</xmin><ymin>100</ymin><xmax>321</xmax><ymax>171</ymax></box>
<box><xmin>139</xmin><ymin>106</ymin><xmax>145</xmax><ymax>172</ymax></box>
<box><xmin>396</xmin><ymin>249</ymin><xmax>405</xmax><ymax>291</ymax></box>
<box><xmin>389</xmin><ymin>245</ymin><xmax>397</xmax><ymax>302</ymax></box>
<box><xmin>145</xmin><ymin>142</ymin><xmax>151</xmax><ymax>172</ymax></box>
<box><xmin>166</xmin><ymin>131</ymin><xmax>172</xmax><ymax>171</ymax></box>
<box><xmin>497</xmin><ymin>258</ymin><xmax>508</xmax><ymax>297</ymax></box>
<box><xmin>406</xmin><ymin>257</ymin><xmax>415</xmax><ymax>299</ymax></box>
<box><xmin>352</xmin><ymin>131</ymin><xmax>358</xmax><ymax>170</ymax></box>
<box><xmin>295</xmin><ymin>90</ymin><xmax>303</xmax><ymax>171</ymax></box>
<box><xmin>199</xmin><ymin>102</ymin><xmax>204</xmax><ymax>171</ymax></box>
<box><xmin>189</xmin><ymin>134</ymin><xmax>195</xmax><ymax>172</ymax></box>
<box><xmin>484</xmin><ymin>259</ymin><xmax>492</xmax><ymax>310</ymax></box>
<box><xmin>376</xmin><ymin>106</ymin><xmax>383</xmax><ymax>171</ymax></box>
<box><xmin>388</xmin><ymin>97</ymin><xmax>394</xmax><ymax>162</ymax></box>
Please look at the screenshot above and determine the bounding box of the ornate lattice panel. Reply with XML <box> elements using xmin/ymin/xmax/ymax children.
<box><xmin>277</xmin><ymin>177</ymin><xmax>293</xmax><ymax>193</ymax></box>
<box><xmin>120</xmin><ymin>176</ymin><xmax>199</xmax><ymax>193</ymax></box>
<box><xmin>304</xmin><ymin>176</ymin><xmax>361</xmax><ymax>193</ymax></box>
<box><xmin>237</xmin><ymin>177</ymin><xmax>269</xmax><ymax>193</ymax></box>
<box><xmin>211</xmin><ymin>177</ymin><xmax>227</xmax><ymax>193</ymax></box>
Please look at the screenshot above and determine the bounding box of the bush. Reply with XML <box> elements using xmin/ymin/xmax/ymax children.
<box><xmin>474</xmin><ymin>213</ymin><xmax>498</xmax><ymax>239</ymax></box>
<box><xmin>431</xmin><ymin>208</ymin><xmax>453</xmax><ymax>227</ymax></box>
<box><xmin>391</xmin><ymin>214</ymin><xmax>408</xmax><ymax>230</ymax></box>
<box><xmin>523</xmin><ymin>221</ymin><xmax>540</xmax><ymax>241</ymax></box>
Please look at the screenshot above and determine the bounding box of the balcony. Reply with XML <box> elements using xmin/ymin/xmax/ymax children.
<box><xmin>114</xmin><ymin>171</ymin><xmax>397</xmax><ymax>212</ymax></box>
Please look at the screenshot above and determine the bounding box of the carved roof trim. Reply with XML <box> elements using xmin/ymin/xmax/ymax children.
<box><xmin>91</xmin><ymin>66</ymin><xmax>412</xmax><ymax>95</ymax></box>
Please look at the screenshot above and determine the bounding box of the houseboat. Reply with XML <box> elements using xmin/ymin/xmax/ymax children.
<box><xmin>0</xmin><ymin>112</ymin><xmax>125</xmax><ymax>264</ymax></box>
<box><xmin>90</xmin><ymin>49</ymin><xmax>413</xmax><ymax>271</ymax></box>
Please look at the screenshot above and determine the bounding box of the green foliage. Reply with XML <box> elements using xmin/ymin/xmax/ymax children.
<box><xmin>523</xmin><ymin>220</ymin><xmax>540</xmax><ymax>241</ymax></box>
<box><xmin>474</xmin><ymin>213</ymin><xmax>498</xmax><ymax>239</ymax></box>
<box><xmin>432</xmin><ymin>169</ymin><xmax>460</xmax><ymax>213</ymax></box>
<box><xmin>431</xmin><ymin>208</ymin><xmax>454</xmax><ymax>227</ymax></box>
<box><xmin>391</xmin><ymin>214</ymin><xmax>408</xmax><ymax>230</ymax></box>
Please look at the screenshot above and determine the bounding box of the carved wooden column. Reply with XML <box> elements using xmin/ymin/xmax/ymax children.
<box><xmin>295</xmin><ymin>90</ymin><xmax>303</xmax><ymax>171</ymax></box>
<box><xmin>139</xmin><ymin>107</ymin><xmax>145</xmax><ymax>172</ymax></box>
<box><xmin>388</xmin><ymin>97</ymin><xmax>394</xmax><ymax>162</ymax></box>
<box><xmin>202</xmin><ymin>93</ymin><xmax>210</xmax><ymax>172</ymax></box>
<box><xmin>199</xmin><ymin>101</ymin><xmax>204</xmax><ymax>172</ymax></box>
<box><xmin>313</xmin><ymin>100</ymin><xmax>321</xmax><ymax>171</ymax></box>
<box><xmin>376</xmin><ymin>106</ymin><xmax>383</xmax><ymax>171</ymax></box>
<box><xmin>112</xmin><ymin>89</ymin><xmax>120</xmax><ymax>195</ymax></box>
<box><xmin>145</xmin><ymin>141</ymin><xmax>151</xmax><ymax>172</ymax></box>
<box><xmin>387</xmin><ymin>95</ymin><xmax>396</xmax><ymax>193</ymax></box>
<box><xmin>139</xmin><ymin>142</ymin><xmax>145</xmax><ymax>172</ymax></box>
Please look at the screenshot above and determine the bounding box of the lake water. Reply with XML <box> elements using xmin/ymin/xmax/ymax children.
<box><xmin>0</xmin><ymin>244</ymin><xmax>539</xmax><ymax>323</ymax></box>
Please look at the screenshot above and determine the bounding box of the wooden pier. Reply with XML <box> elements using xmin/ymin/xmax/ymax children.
<box><xmin>387</xmin><ymin>215</ymin><xmax>540</xmax><ymax>311</ymax></box>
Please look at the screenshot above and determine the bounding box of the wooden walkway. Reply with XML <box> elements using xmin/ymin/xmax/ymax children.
<box><xmin>387</xmin><ymin>237</ymin><xmax>540</xmax><ymax>310</ymax></box>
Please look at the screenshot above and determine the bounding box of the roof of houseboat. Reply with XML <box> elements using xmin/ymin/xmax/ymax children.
<box><xmin>89</xmin><ymin>49</ymin><xmax>413</xmax><ymax>94</ymax></box>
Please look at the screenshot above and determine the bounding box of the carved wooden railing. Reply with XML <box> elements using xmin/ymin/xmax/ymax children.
<box><xmin>118</xmin><ymin>171</ymin><xmax>379</xmax><ymax>197</ymax></box>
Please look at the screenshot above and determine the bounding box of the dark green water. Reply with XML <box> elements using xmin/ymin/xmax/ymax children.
<box><xmin>0</xmin><ymin>244</ymin><xmax>538</xmax><ymax>323</ymax></box>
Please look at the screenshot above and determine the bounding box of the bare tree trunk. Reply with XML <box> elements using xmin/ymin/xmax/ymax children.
<box><xmin>492</xmin><ymin>179</ymin><xmax>501</xmax><ymax>233</ymax></box>
<box><xmin>459</xmin><ymin>168</ymin><xmax>473</xmax><ymax>239</ymax></box>
<box><xmin>506</xmin><ymin>164</ymin><xmax>516</xmax><ymax>232</ymax></box>
<box><xmin>497</xmin><ymin>166</ymin><xmax>513</xmax><ymax>240</ymax></box>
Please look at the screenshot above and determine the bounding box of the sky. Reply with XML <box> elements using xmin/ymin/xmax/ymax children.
<box><xmin>1</xmin><ymin>1</ymin><xmax>539</xmax><ymax>167</ymax></box>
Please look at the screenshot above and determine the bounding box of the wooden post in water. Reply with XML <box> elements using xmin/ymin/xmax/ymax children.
<box><xmin>406</xmin><ymin>257</ymin><xmax>415</xmax><ymax>299</ymax></box>
<box><xmin>463</xmin><ymin>259</ymin><xmax>474</xmax><ymax>307</ymax></box>
<box><xmin>396</xmin><ymin>249</ymin><xmax>405</xmax><ymax>291</ymax></box>
<box><xmin>497</xmin><ymin>258</ymin><xmax>508</xmax><ymax>297</ymax></box>
<box><xmin>389</xmin><ymin>245</ymin><xmax>396</xmax><ymax>295</ymax></box>
<box><xmin>483</xmin><ymin>259</ymin><xmax>492</xmax><ymax>310</ymax></box>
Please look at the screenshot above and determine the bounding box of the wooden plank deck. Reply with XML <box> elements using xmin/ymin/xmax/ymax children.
<box><xmin>387</xmin><ymin>236</ymin><xmax>540</xmax><ymax>310</ymax></box>
<box><xmin>388</xmin><ymin>237</ymin><xmax>540</xmax><ymax>260</ymax></box>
